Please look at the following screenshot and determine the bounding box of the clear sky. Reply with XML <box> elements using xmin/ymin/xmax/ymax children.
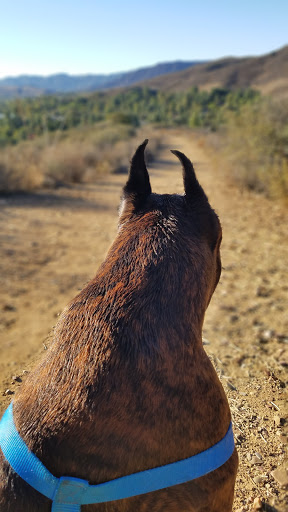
<box><xmin>0</xmin><ymin>0</ymin><xmax>287</xmax><ymax>78</ymax></box>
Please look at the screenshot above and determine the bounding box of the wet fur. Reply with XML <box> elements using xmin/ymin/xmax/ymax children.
<box><xmin>0</xmin><ymin>142</ymin><xmax>238</xmax><ymax>511</ymax></box>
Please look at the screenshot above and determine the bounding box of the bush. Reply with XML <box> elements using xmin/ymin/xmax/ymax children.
<box><xmin>220</xmin><ymin>99</ymin><xmax>288</xmax><ymax>199</ymax></box>
<box><xmin>0</xmin><ymin>122</ymin><xmax>161</xmax><ymax>192</ymax></box>
<box><xmin>107</xmin><ymin>112</ymin><xmax>140</xmax><ymax>127</ymax></box>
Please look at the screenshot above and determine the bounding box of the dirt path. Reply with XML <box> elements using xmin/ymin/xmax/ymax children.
<box><xmin>0</xmin><ymin>129</ymin><xmax>287</xmax><ymax>511</ymax></box>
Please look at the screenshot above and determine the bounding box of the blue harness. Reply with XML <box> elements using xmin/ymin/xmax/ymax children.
<box><xmin>0</xmin><ymin>402</ymin><xmax>235</xmax><ymax>511</ymax></box>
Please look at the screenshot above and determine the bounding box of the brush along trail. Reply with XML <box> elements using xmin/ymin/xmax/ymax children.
<box><xmin>0</xmin><ymin>129</ymin><xmax>287</xmax><ymax>511</ymax></box>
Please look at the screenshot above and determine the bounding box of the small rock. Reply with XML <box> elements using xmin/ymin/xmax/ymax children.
<box><xmin>227</xmin><ymin>381</ymin><xmax>237</xmax><ymax>391</ymax></box>
<box><xmin>251</xmin><ymin>455</ymin><xmax>263</xmax><ymax>465</ymax></box>
<box><xmin>253</xmin><ymin>475</ymin><xmax>265</xmax><ymax>485</ymax></box>
<box><xmin>260</xmin><ymin>329</ymin><xmax>274</xmax><ymax>341</ymax></box>
<box><xmin>235</xmin><ymin>434</ymin><xmax>244</xmax><ymax>445</ymax></box>
<box><xmin>3</xmin><ymin>303</ymin><xmax>17</xmax><ymax>312</ymax></box>
<box><xmin>257</xmin><ymin>286</ymin><xmax>271</xmax><ymax>298</ymax></box>
<box><xmin>271</xmin><ymin>464</ymin><xmax>288</xmax><ymax>487</ymax></box>
<box><xmin>4</xmin><ymin>389</ymin><xmax>14</xmax><ymax>396</ymax></box>
<box><xmin>252</xmin><ymin>497</ymin><xmax>263</xmax><ymax>510</ymax></box>
<box><xmin>273</xmin><ymin>414</ymin><xmax>284</xmax><ymax>427</ymax></box>
<box><xmin>11</xmin><ymin>375</ymin><xmax>22</xmax><ymax>383</ymax></box>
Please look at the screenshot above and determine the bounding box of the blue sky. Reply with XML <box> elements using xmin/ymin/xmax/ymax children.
<box><xmin>0</xmin><ymin>0</ymin><xmax>287</xmax><ymax>78</ymax></box>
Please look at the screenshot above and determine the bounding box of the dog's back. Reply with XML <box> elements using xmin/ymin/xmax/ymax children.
<box><xmin>0</xmin><ymin>141</ymin><xmax>238</xmax><ymax>511</ymax></box>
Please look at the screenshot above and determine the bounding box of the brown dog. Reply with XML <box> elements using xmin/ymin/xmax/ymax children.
<box><xmin>0</xmin><ymin>140</ymin><xmax>238</xmax><ymax>511</ymax></box>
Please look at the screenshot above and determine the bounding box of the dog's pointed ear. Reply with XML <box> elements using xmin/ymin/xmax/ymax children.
<box><xmin>171</xmin><ymin>150</ymin><xmax>207</xmax><ymax>202</ymax></box>
<box><xmin>124</xmin><ymin>139</ymin><xmax>151</xmax><ymax>198</ymax></box>
<box><xmin>120</xmin><ymin>140</ymin><xmax>151</xmax><ymax>224</ymax></box>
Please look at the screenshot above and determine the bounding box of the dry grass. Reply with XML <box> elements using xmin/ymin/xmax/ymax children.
<box><xmin>202</xmin><ymin>99</ymin><xmax>288</xmax><ymax>203</ymax></box>
<box><xmin>220</xmin><ymin>100</ymin><xmax>288</xmax><ymax>201</ymax></box>
<box><xmin>0</xmin><ymin>122</ymin><xmax>161</xmax><ymax>193</ymax></box>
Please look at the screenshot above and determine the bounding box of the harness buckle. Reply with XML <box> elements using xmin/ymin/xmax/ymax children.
<box><xmin>52</xmin><ymin>475</ymin><xmax>89</xmax><ymax>511</ymax></box>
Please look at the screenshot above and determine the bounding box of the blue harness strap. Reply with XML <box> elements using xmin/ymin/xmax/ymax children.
<box><xmin>0</xmin><ymin>402</ymin><xmax>235</xmax><ymax>511</ymax></box>
<box><xmin>0</xmin><ymin>403</ymin><xmax>57</xmax><ymax>499</ymax></box>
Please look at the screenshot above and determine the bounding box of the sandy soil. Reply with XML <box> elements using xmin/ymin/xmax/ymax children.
<box><xmin>0</xmin><ymin>128</ymin><xmax>287</xmax><ymax>511</ymax></box>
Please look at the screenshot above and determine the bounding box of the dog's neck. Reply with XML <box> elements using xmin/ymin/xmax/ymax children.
<box><xmin>84</xmin><ymin>218</ymin><xmax>210</xmax><ymax>361</ymax></box>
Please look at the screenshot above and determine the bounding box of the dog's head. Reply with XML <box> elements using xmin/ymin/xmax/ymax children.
<box><xmin>118</xmin><ymin>140</ymin><xmax>222</xmax><ymax>312</ymax></box>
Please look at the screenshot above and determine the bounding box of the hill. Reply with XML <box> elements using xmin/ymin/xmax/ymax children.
<box><xmin>140</xmin><ymin>45</ymin><xmax>288</xmax><ymax>98</ymax></box>
<box><xmin>1</xmin><ymin>45</ymin><xmax>287</xmax><ymax>100</ymax></box>
<box><xmin>0</xmin><ymin>61</ymin><xmax>203</xmax><ymax>99</ymax></box>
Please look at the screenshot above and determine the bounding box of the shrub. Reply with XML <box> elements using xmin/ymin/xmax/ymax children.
<box><xmin>220</xmin><ymin>99</ymin><xmax>288</xmax><ymax>199</ymax></box>
<box><xmin>0</xmin><ymin>122</ymin><xmax>161</xmax><ymax>192</ymax></box>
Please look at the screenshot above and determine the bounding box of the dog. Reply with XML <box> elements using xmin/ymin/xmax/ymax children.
<box><xmin>0</xmin><ymin>140</ymin><xmax>238</xmax><ymax>511</ymax></box>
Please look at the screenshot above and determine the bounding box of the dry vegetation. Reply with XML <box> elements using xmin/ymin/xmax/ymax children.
<box><xmin>206</xmin><ymin>99</ymin><xmax>288</xmax><ymax>202</ymax></box>
<box><xmin>0</xmin><ymin>122</ymin><xmax>160</xmax><ymax>192</ymax></box>
<box><xmin>1</xmin><ymin>84</ymin><xmax>287</xmax><ymax>202</ymax></box>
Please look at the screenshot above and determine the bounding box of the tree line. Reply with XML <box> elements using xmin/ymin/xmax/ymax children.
<box><xmin>0</xmin><ymin>86</ymin><xmax>260</xmax><ymax>146</ymax></box>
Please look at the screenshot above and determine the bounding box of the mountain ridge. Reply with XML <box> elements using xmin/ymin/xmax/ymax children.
<box><xmin>0</xmin><ymin>45</ymin><xmax>287</xmax><ymax>100</ymax></box>
<box><xmin>0</xmin><ymin>61</ymin><xmax>205</xmax><ymax>99</ymax></box>
<box><xmin>139</xmin><ymin>45</ymin><xmax>288</xmax><ymax>98</ymax></box>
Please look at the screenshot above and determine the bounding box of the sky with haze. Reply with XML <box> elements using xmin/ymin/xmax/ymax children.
<box><xmin>0</xmin><ymin>0</ymin><xmax>287</xmax><ymax>78</ymax></box>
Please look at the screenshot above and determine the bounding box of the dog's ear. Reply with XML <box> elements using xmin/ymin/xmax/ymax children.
<box><xmin>124</xmin><ymin>139</ymin><xmax>151</xmax><ymax>198</ymax></box>
<box><xmin>171</xmin><ymin>150</ymin><xmax>207</xmax><ymax>202</ymax></box>
<box><xmin>120</xmin><ymin>140</ymin><xmax>152</xmax><ymax>223</ymax></box>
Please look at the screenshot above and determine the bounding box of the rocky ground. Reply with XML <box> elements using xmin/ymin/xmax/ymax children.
<box><xmin>0</xmin><ymin>128</ymin><xmax>287</xmax><ymax>511</ymax></box>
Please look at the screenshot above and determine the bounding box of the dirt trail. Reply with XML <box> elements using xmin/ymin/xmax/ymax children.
<box><xmin>0</xmin><ymin>129</ymin><xmax>287</xmax><ymax>511</ymax></box>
